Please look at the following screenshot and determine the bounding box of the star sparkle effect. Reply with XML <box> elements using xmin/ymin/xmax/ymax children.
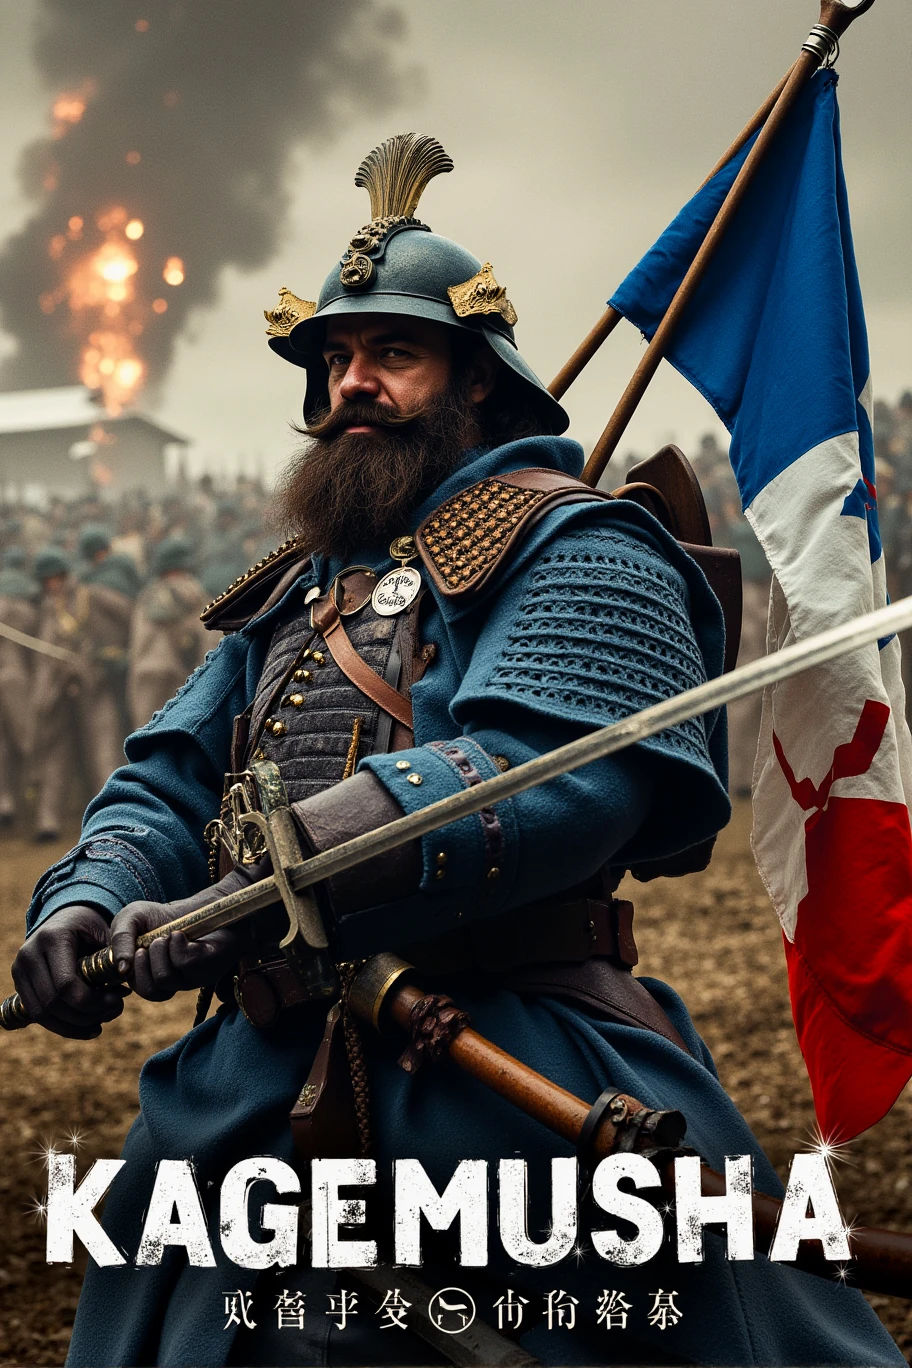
<box><xmin>803</xmin><ymin>1122</ymin><xmax>857</xmax><ymax>1174</ymax></box>
<box><xmin>29</xmin><ymin>1138</ymin><xmax>59</xmax><ymax>1170</ymax></box>
<box><xmin>802</xmin><ymin>1124</ymin><xmax>858</xmax><ymax>1284</ymax></box>
<box><xmin>27</xmin><ymin>1194</ymin><xmax>48</xmax><ymax>1225</ymax></box>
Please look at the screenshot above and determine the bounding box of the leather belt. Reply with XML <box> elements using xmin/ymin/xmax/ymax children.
<box><xmin>232</xmin><ymin>896</ymin><xmax>636</xmax><ymax>1026</ymax></box>
<box><xmin>405</xmin><ymin>897</ymin><xmax>638</xmax><ymax>977</ymax></box>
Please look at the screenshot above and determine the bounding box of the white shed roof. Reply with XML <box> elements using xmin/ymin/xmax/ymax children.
<box><xmin>0</xmin><ymin>386</ymin><xmax>187</xmax><ymax>441</ymax></box>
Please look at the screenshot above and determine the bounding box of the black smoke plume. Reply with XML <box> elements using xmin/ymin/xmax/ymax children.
<box><xmin>0</xmin><ymin>0</ymin><xmax>405</xmax><ymax>403</ymax></box>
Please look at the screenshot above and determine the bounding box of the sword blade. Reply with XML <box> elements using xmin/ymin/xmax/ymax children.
<box><xmin>148</xmin><ymin>593</ymin><xmax>912</xmax><ymax>946</ymax></box>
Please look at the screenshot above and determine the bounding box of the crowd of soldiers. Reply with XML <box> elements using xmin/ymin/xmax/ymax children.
<box><xmin>1</xmin><ymin>395</ymin><xmax>910</xmax><ymax>837</ymax></box>
<box><xmin>0</xmin><ymin>477</ymin><xmax>274</xmax><ymax>839</ymax></box>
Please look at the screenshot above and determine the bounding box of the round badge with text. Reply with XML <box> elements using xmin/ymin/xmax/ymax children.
<box><xmin>371</xmin><ymin>565</ymin><xmax>422</xmax><ymax>616</ymax></box>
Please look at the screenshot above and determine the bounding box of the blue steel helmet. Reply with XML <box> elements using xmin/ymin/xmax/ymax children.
<box><xmin>77</xmin><ymin>522</ymin><xmax>112</xmax><ymax>559</ymax></box>
<box><xmin>264</xmin><ymin>134</ymin><xmax>569</xmax><ymax>436</ymax></box>
<box><xmin>34</xmin><ymin>547</ymin><xmax>71</xmax><ymax>582</ymax></box>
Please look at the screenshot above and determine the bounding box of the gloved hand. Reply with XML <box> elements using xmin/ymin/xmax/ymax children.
<box><xmin>11</xmin><ymin>904</ymin><xmax>129</xmax><ymax>1039</ymax></box>
<box><xmin>110</xmin><ymin>865</ymin><xmax>263</xmax><ymax>1002</ymax></box>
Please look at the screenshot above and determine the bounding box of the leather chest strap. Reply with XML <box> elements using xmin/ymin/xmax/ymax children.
<box><xmin>310</xmin><ymin>595</ymin><xmax>414</xmax><ymax>730</ymax></box>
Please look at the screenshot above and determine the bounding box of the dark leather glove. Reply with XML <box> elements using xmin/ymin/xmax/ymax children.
<box><xmin>110</xmin><ymin>865</ymin><xmax>265</xmax><ymax>1002</ymax></box>
<box><xmin>11</xmin><ymin>904</ymin><xmax>129</xmax><ymax>1039</ymax></box>
<box><xmin>292</xmin><ymin>769</ymin><xmax>420</xmax><ymax>917</ymax></box>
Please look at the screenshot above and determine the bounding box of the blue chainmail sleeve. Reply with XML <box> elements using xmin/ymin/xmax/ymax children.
<box><xmin>450</xmin><ymin>516</ymin><xmax>730</xmax><ymax>866</ymax></box>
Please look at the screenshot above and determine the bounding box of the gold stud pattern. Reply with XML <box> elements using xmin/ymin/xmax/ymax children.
<box><xmin>419</xmin><ymin>481</ymin><xmax>547</xmax><ymax>592</ymax></box>
<box><xmin>200</xmin><ymin>537</ymin><xmax>305</xmax><ymax>622</ymax></box>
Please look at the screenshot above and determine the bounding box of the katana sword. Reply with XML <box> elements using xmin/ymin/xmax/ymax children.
<box><xmin>3</xmin><ymin>591</ymin><xmax>912</xmax><ymax>1028</ymax></box>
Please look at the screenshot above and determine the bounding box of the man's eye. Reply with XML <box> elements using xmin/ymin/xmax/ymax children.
<box><xmin>382</xmin><ymin>347</ymin><xmax>409</xmax><ymax>360</ymax></box>
<box><xmin>326</xmin><ymin>354</ymin><xmax>348</xmax><ymax>367</ymax></box>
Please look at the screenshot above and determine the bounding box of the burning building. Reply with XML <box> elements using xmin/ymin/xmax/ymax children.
<box><xmin>0</xmin><ymin>385</ymin><xmax>187</xmax><ymax>496</ymax></box>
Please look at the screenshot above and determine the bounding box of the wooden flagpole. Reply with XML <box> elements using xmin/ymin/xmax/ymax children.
<box><xmin>572</xmin><ymin>0</ymin><xmax>875</xmax><ymax>488</ymax></box>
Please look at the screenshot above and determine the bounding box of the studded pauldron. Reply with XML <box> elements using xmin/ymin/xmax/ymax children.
<box><xmin>417</xmin><ymin>479</ymin><xmax>547</xmax><ymax>594</ymax></box>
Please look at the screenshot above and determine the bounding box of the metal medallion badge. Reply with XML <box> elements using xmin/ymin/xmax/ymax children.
<box><xmin>372</xmin><ymin>535</ymin><xmax>422</xmax><ymax>616</ymax></box>
<box><xmin>371</xmin><ymin>564</ymin><xmax>422</xmax><ymax>616</ymax></box>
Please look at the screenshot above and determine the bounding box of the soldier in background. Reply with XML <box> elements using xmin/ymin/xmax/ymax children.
<box><xmin>31</xmin><ymin>546</ymin><xmax>134</xmax><ymax>839</ymax></box>
<box><xmin>127</xmin><ymin>536</ymin><xmax>209</xmax><ymax>729</ymax></box>
<box><xmin>0</xmin><ymin>548</ymin><xmax>39</xmax><ymax>825</ymax></box>
<box><xmin>77</xmin><ymin>522</ymin><xmax>142</xmax><ymax>598</ymax></box>
<box><xmin>30</xmin><ymin>548</ymin><xmax>88</xmax><ymax>841</ymax></box>
<box><xmin>198</xmin><ymin>498</ymin><xmax>248</xmax><ymax>600</ymax></box>
<box><xmin>77</xmin><ymin>522</ymin><xmax>140</xmax><ymax>750</ymax></box>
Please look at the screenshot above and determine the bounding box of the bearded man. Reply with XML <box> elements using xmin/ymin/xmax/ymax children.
<box><xmin>12</xmin><ymin>136</ymin><xmax>902</xmax><ymax>1368</ymax></box>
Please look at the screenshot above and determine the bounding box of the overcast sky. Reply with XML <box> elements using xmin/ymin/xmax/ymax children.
<box><xmin>0</xmin><ymin>0</ymin><xmax>909</xmax><ymax>481</ymax></box>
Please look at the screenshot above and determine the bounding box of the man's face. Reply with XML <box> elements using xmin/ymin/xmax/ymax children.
<box><xmin>278</xmin><ymin>314</ymin><xmax>497</xmax><ymax>559</ymax></box>
<box><xmin>321</xmin><ymin>314</ymin><xmax>488</xmax><ymax>426</ymax></box>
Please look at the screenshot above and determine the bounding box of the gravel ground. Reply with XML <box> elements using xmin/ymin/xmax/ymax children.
<box><xmin>0</xmin><ymin>803</ymin><xmax>910</xmax><ymax>1365</ymax></box>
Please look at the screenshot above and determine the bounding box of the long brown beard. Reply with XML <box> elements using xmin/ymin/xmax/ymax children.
<box><xmin>274</xmin><ymin>383</ymin><xmax>483</xmax><ymax>560</ymax></box>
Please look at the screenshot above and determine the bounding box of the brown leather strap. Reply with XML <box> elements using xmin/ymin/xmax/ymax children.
<box><xmin>310</xmin><ymin>595</ymin><xmax>414</xmax><ymax>729</ymax></box>
<box><xmin>406</xmin><ymin>896</ymin><xmax>638</xmax><ymax>977</ymax></box>
<box><xmin>505</xmin><ymin>959</ymin><xmax>692</xmax><ymax>1055</ymax></box>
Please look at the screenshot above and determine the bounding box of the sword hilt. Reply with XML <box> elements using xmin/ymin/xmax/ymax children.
<box><xmin>1</xmin><ymin>944</ymin><xmax>123</xmax><ymax>1031</ymax></box>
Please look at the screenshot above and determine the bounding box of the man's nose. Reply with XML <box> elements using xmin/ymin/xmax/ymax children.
<box><xmin>338</xmin><ymin>354</ymin><xmax>382</xmax><ymax>401</ymax></box>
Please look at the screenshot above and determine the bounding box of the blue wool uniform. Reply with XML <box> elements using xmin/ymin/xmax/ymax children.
<box><xmin>29</xmin><ymin>437</ymin><xmax>902</xmax><ymax>1367</ymax></box>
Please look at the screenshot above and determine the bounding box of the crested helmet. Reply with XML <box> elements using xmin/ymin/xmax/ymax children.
<box><xmin>265</xmin><ymin>133</ymin><xmax>569</xmax><ymax>435</ymax></box>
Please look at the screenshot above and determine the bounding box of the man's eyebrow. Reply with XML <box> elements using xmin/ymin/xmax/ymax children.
<box><xmin>322</xmin><ymin>330</ymin><xmax>415</xmax><ymax>351</ymax></box>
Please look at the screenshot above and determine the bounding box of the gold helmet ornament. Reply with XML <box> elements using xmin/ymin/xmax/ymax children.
<box><xmin>264</xmin><ymin>132</ymin><xmax>568</xmax><ymax>434</ymax></box>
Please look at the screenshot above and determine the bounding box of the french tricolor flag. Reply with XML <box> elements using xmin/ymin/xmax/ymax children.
<box><xmin>611</xmin><ymin>70</ymin><xmax>912</xmax><ymax>1141</ymax></box>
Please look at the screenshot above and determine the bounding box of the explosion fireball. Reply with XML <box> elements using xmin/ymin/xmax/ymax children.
<box><xmin>0</xmin><ymin>1</ymin><xmax>405</xmax><ymax>411</ymax></box>
<box><xmin>43</xmin><ymin>198</ymin><xmax>182</xmax><ymax>413</ymax></box>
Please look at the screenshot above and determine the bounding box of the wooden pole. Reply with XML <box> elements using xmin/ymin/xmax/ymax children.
<box><xmin>350</xmin><ymin>957</ymin><xmax>912</xmax><ymax>1300</ymax></box>
<box><xmin>579</xmin><ymin>0</ymin><xmax>876</xmax><ymax>487</ymax></box>
<box><xmin>546</xmin><ymin>67</ymin><xmax>795</xmax><ymax>403</ymax></box>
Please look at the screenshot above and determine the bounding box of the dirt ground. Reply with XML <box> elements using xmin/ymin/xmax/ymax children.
<box><xmin>0</xmin><ymin>802</ymin><xmax>910</xmax><ymax>1366</ymax></box>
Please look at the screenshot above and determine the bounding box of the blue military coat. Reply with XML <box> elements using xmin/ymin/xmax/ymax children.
<box><xmin>28</xmin><ymin>437</ymin><xmax>902</xmax><ymax>1367</ymax></box>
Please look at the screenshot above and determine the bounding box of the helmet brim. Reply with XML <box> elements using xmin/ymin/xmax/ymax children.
<box><xmin>269</xmin><ymin>292</ymin><xmax>569</xmax><ymax>436</ymax></box>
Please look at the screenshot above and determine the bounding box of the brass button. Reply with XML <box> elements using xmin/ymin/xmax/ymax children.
<box><xmin>407</xmin><ymin>773</ymin><xmax>423</xmax><ymax>786</ymax></box>
<box><xmin>264</xmin><ymin>716</ymin><xmax>274</xmax><ymax>730</ymax></box>
<box><xmin>395</xmin><ymin>759</ymin><xmax>411</xmax><ymax>771</ymax></box>
<box><xmin>486</xmin><ymin>866</ymin><xmax>500</xmax><ymax>880</ymax></box>
<box><xmin>435</xmin><ymin>851</ymin><xmax>447</xmax><ymax>867</ymax></box>
<box><xmin>311</xmin><ymin>651</ymin><xmax>325</xmax><ymax>665</ymax></box>
<box><xmin>289</xmin><ymin>693</ymin><xmax>304</xmax><ymax>707</ymax></box>
<box><xmin>435</xmin><ymin>869</ymin><xmax>446</xmax><ymax>880</ymax></box>
<box><xmin>493</xmin><ymin>754</ymin><xmax>510</xmax><ymax>772</ymax></box>
<box><xmin>271</xmin><ymin>720</ymin><xmax>287</xmax><ymax>737</ymax></box>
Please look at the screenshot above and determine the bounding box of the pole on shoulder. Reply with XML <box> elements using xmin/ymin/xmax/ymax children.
<box><xmin>547</xmin><ymin>64</ymin><xmax>796</xmax><ymax>404</ymax></box>
<box><xmin>579</xmin><ymin>0</ymin><xmax>876</xmax><ymax>489</ymax></box>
